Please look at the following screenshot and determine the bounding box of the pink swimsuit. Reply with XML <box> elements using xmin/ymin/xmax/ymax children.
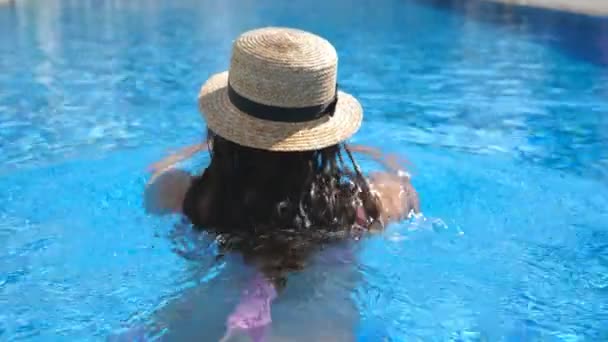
<box><xmin>224</xmin><ymin>209</ymin><xmax>367</xmax><ymax>341</ymax></box>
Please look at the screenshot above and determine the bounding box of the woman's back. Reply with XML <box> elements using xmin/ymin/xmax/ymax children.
<box><xmin>144</xmin><ymin>27</ymin><xmax>420</xmax><ymax>342</ymax></box>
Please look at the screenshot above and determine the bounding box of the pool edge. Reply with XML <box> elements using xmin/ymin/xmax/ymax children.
<box><xmin>482</xmin><ymin>0</ymin><xmax>608</xmax><ymax>17</ymax></box>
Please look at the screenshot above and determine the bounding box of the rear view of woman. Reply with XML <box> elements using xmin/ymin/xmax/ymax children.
<box><xmin>145</xmin><ymin>27</ymin><xmax>419</xmax><ymax>341</ymax></box>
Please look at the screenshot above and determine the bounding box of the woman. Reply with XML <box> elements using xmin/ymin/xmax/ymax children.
<box><xmin>145</xmin><ymin>27</ymin><xmax>419</xmax><ymax>342</ymax></box>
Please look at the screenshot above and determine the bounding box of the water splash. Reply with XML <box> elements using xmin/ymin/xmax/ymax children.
<box><xmin>386</xmin><ymin>211</ymin><xmax>462</xmax><ymax>243</ymax></box>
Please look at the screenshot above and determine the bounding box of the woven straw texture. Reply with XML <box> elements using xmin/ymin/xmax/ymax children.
<box><xmin>198</xmin><ymin>27</ymin><xmax>363</xmax><ymax>151</ymax></box>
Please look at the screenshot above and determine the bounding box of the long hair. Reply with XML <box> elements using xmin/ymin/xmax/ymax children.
<box><xmin>182</xmin><ymin>131</ymin><xmax>381</xmax><ymax>284</ymax></box>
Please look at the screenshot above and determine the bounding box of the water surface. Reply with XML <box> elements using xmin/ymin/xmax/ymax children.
<box><xmin>1</xmin><ymin>0</ymin><xmax>607</xmax><ymax>340</ymax></box>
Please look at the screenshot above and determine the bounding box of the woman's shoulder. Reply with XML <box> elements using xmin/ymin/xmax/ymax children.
<box><xmin>367</xmin><ymin>171</ymin><xmax>419</xmax><ymax>224</ymax></box>
<box><xmin>144</xmin><ymin>168</ymin><xmax>193</xmax><ymax>215</ymax></box>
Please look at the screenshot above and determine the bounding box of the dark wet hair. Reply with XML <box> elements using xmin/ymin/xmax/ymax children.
<box><xmin>182</xmin><ymin>130</ymin><xmax>381</xmax><ymax>285</ymax></box>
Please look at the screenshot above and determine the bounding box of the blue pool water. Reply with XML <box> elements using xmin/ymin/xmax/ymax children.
<box><xmin>1</xmin><ymin>0</ymin><xmax>608</xmax><ymax>340</ymax></box>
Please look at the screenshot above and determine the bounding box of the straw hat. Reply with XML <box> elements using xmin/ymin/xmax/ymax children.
<box><xmin>197</xmin><ymin>27</ymin><xmax>363</xmax><ymax>152</ymax></box>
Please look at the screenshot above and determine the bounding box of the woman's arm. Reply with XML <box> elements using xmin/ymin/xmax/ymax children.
<box><xmin>347</xmin><ymin>143</ymin><xmax>412</xmax><ymax>175</ymax></box>
<box><xmin>148</xmin><ymin>142</ymin><xmax>208</xmax><ymax>177</ymax></box>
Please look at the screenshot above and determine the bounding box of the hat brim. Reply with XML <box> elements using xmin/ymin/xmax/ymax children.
<box><xmin>198</xmin><ymin>71</ymin><xmax>362</xmax><ymax>152</ymax></box>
